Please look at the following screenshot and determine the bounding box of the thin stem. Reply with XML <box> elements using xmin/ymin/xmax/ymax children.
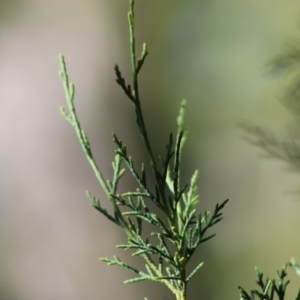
<box><xmin>59</xmin><ymin>55</ymin><xmax>131</xmax><ymax>236</ymax></box>
<box><xmin>128</xmin><ymin>0</ymin><xmax>163</xmax><ymax>194</ymax></box>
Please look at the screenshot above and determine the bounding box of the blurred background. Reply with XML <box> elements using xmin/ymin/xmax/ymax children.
<box><xmin>1</xmin><ymin>0</ymin><xmax>300</xmax><ymax>299</ymax></box>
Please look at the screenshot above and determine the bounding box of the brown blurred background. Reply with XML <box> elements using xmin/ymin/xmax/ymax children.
<box><xmin>1</xmin><ymin>0</ymin><xmax>300</xmax><ymax>299</ymax></box>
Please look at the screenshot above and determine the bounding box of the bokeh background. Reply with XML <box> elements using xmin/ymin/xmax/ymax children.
<box><xmin>1</xmin><ymin>0</ymin><xmax>300</xmax><ymax>299</ymax></box>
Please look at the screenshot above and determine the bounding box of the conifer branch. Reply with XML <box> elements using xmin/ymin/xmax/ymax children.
<box><xmin>59</xmin><ymin>1</ymin><xmax>228</xmax><ymax>299</ymax></box>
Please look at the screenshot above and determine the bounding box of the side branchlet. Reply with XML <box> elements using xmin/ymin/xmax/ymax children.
<box><xmin>238</xmin><ymin>264</ymin><xmax>300</xmax><ymax>300</ymax></box>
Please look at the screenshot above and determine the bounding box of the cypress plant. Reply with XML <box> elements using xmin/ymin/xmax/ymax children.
<box><xmin>59</xmin><ymin>1</ymin><xmax>300</xmax><ymax>299</ymax></box>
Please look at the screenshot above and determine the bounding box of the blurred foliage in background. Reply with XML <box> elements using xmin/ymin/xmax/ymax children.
<box><xmin>1</xmin><ymin>0</ymin><xmax>300</xmax><ymax>299</ymax></box>
<box><xmin>241</xmin><ymin>33</ymin><xmax>300</xmax><ymax>177</ymax></box>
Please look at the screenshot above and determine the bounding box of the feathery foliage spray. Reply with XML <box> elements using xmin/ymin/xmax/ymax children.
<box><xmin>59</xmin><ymin>1</ymin><xmax>228</xmax><ymax>299</ymax></box>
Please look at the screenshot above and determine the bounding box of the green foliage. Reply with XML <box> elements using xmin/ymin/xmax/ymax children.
<box><xmin>238</xmin><ymin>27</ymin><xmax>300</xmax><ymax>300</ymax></box>
<box><xmin>239</xmin><ymin>122</ymin><xmax>300</xmax><ymax>173</ymax></box>
<box><xmin>238</xmin><ymin>259</ymin><xmax>300</xmax><ymax>300</ymax></box>
<box><xmin>59</xmin><ymin>0</ymin><xmax>300</xmax><ymax>299</ymax></box>
<box><xmin>239</xmin><ymin>263</ymin><xmax>300</xmax><ymax>300</ymax></box>
<box><xmin>59</xmin><ymin>1</ymin><xmax>228</xmax><ymax>299</ymax></box>
<box><xmin>240</xmin><ymin>35</ymin><xmax>300</xmax><ymax>176</ymax></box>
